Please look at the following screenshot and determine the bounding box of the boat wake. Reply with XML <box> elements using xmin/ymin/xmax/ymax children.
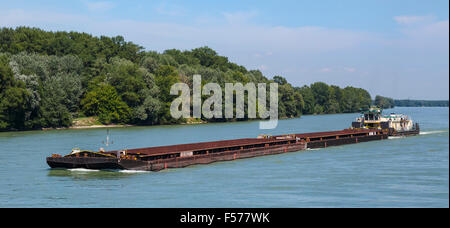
<box><xmin>66</xmin><ymin>168</ymin><xmax>148</xmax><ymax>173</ymax></box>
<box><xmin>307</xmin><ymin>148</ymin><xmax>320</xmax><ymax>151</ymax></box>
<box><xmin>118</xmin><ymin>170</ymin><xmax>149</xmax><ymax>174</ymax></box>
<box><xmin>68</xmin><ymin>168</ymin><xmax>100</xmax><ymax>172</ymax></box>
<box><xmin>419</xmin><ymin>130</ymin><xmax>447</xmax><ymax>135</ymax></box>
<box><xmin>388</xmin><ymin>136</ymin><xmax>406</xmax><ymax>140</ymax></box>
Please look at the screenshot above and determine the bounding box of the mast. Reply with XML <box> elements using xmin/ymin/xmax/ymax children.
<box><xmin>101</xmin><ymin>129</ymin><xmax>113</xmax><ymax>150</ymax></box>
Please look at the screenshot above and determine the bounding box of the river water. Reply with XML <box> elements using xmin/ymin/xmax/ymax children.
<box><xmin>0</xmin><ymin>107</ymin><xmax>448</xmax><ymax>208</ymax></box>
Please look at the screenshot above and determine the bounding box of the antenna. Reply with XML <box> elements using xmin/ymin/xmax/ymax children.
<box><xmin>102</xmin><ymin>129</ymin><xmax>114</xmax><ymax>147</ymax></box>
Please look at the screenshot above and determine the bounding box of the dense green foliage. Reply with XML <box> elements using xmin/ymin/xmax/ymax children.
<box><xmin>373</xmin><ymin>95</ymin><xmax>448</xmax><ymax>108</ymax></box>
<box><xmin>1</xmin><ymin>27</ymin><xmax>376</xmax><ymax>130</ymax></box>
<box><xmin>297</xmin><ymin>84</ymin><xmax>371</xmax><ymax>114</ymax></box>
<box><xmin>374</xmin><ymin>95</ymin><xmax>395</xmax><ymax>109</ymax></box>
<box><xmin>394</xmin><ymin>100</ymin><xmax>449</xmax><ymax>107</ymax></box>
<box><xmin>0</xmin><ymin>54</ymin><xmax>31</xmax><ymax>129</ymax></box>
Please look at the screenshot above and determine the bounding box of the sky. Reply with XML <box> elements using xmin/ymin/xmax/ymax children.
<box><xmin>0</xmin><ymin>0</ymin><xmax>448</xmax><ymax>99</ymax></box>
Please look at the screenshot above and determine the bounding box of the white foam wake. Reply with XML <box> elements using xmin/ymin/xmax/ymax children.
<box><xmin>118</xmin><ymin>170</ymin><xmax>149</xmax><ymax>173</ymax></box>
<box><xmin>68</xmin><ymin>168</ymin><xmax>100</xmax><ymax>172</ymax></box>
<box><xmin>307</xmin><ymin>148</ymin><xmax>320</xmax><ymax>151</ymax></box>
<box><xmin>420</xmin><ymin>130</ymin><xmax>447</xmax><ymax>135</ymax></box>
<box><xmin>388</xmin><ymin>136</ymin><xmax>406</xmax><ymax>140</ymax></box>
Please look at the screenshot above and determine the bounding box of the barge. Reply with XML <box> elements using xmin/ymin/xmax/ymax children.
<box><xmin>47</xmin><ymin>108</ymin><xmax>419</xmax><ymax>171</ymax></box>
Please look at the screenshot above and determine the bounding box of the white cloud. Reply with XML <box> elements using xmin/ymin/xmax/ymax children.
<box><xmin>0</xmin><ymin>9</ymin><xmax>90</xmax><ymax>28</ymax></box>
<box><xmin>222</xmin><ymin>10</ymin><xmax>259</xmax><ymax>24</ymax></box>
<box><xmin>84</xmin><ymin>1</ymin><xmax>115</xmax><ymax>12</ymax></box>
<box><xmin>343</xmin><ymin>67</ymin><xmax>356</xmax><ymax>73</ymax></box>
<box><xmin>394</xmin><ymin>15</ymin><xmax>435</xmax><ymax>25</ymax></box>
<box><xmin>319</xmin><ymin>68</ymin><xmax>332</xmax><ymax>73</ymax></box>
<box><xmin>393</xmin><ymin>19</ymin><xmax>449</xmax><ymax>51</ymax></box>
<box><xmin>253</xmin><ymin>51</ymin><xmax>273</xmax><ymax>58</ymax></box>
<box><xmin>0</xmin><ymin>8</ymin><xmax>370</xmax><ymax>53</ymax></box>
<box><xmin>258</xmin><ymin>65</ymin><xmax>268</xmax><ymax>71</ymax></box>
<box><xmin>155</xmin><ymin>2</ymin><xmax>185</xmax><ymax>16</ymax></box>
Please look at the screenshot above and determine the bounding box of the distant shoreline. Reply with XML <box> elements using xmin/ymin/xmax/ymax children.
<box><xmin>1</xmin><ymin>106</ymin><xmax>447</xmax><ymax>133</ymax></box>
<box><xmin>38</xmin><ymin>117</ymin><xmax>209</xmax><ymax>131</ymax></box>
<box><xmin>69</xmin><ymin>124</ymin><xmax>134</xmax><ymax>130</ymax></box>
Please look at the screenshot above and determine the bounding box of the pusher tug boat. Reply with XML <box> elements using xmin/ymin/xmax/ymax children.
<box><xmin>47</xmin><ymin>108</ymin><xmax>419</xmax><ymax>171</ymax></box>
<box><xmin>352</xmin><ymin>107</ymin><xmax>420</xmax><ymax>137</ymax></box>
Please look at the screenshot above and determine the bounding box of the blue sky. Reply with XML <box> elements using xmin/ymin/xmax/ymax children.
<box><xmin>1</xmin><ymin>0</ymin><xmax>449</xmax><ymax>99</ymax></box>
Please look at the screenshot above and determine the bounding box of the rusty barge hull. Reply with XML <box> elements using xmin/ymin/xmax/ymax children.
<box><xmin>47</xmin><ymin>128</ymin><xmax>395</xmax><ymax>171</ymax></box>
<box><xmin>47</xmin><ymin>138</ymin><xmax>307</xmax><ymax>171</ymax></box>
<box><xmin>306</xmin><ymin>134</ymin><xmax>387</xmax><ymax>149</ymax></box>
<box><xmin>143</xmin><ymin>142</ymin><xmax>307</xmax><ymax>171</ymax></box>
<box><xmin>389</xmin><ymin>129</ymin><xmax>420</xmax><ymax>137</ymax></box>
<box><xmin>46</xmin><ymin>143</ymin><xmax>306</xmax><ymax>171</ymax></box>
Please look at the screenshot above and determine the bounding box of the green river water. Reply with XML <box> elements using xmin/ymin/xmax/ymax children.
<box><xmin>0</xmin><ymin>107</ymin><xmax>448</xmax><ymax>207</ymax></box>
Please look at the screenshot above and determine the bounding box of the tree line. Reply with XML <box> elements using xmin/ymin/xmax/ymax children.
<box><xmin>374</xmin><ymin>95</ymin><xmax>395</xmax><ymax>109</ymax></box>
<box><xmin>1</xmin><ymin>27</ymin><xmax>375</xmax><ymax>131</ymax></box>
<box><xmin>394</xmin><ymin>100</ymin><xmax>449</xmax><ymax>107</ymax></box>
<box><xmin>374</xmin><ymin>95</ymin><xmax>449</xmax><ymax>108</ymax></box>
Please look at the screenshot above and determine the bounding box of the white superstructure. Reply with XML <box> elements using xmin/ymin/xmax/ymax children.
<box><xmin>353</xmin><ymin>108</ymin><xmax>415</xmax><ymax>132</ymax></box>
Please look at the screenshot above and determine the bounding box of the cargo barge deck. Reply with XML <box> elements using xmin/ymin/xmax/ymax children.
<box><xmin>47</xmin><ymin>128</ymin><xmax>393</xmax><ymax>171</ymax></box>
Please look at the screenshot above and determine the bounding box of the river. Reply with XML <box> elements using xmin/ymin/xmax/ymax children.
<box><xmin>0</xmin><ymin>107</ymin><xmax>448</xmax><ymax>207</ymax></box>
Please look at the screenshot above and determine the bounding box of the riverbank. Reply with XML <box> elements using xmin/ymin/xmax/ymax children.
<box><xmin>45</xmin><ymin>116</ymin><xmax>207</xmax><ymax>130</ymax></box>
<box><xmin>5</xmin><ymin>107</ymin><xmax>448</xmax><ymax>132</ymax></box>
<box><xmin>40</xmin><ymin>114</ymin><xmax>330</xmax><ymax>131</ymax></box>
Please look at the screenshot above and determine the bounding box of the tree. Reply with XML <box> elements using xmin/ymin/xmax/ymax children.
<box><xmin>374</xmin><ymin>95</ymin><xmax>395</xmax><ymax>109</ymax></box>
<box><xmin>81</xmin><ymin>84</ymin><xmax>131</xmax><ymax>124</ymax></box>
<box><xmin>155</xmin><ymin>65</ymin><xmax>179</xmax><ymax>102</ymax></box>
<box><xmin>154</xmin><ymin>65</ymin><xmax>180</xmax><ymax>124</ymax></box>
<box><xmin>325</xmin><ymin>85</ymin><xmax>342</xmax><ymax>113</ymax></box>
<box><xmin>0</xmin><ymin>55</ymin><xmax>31</xmax><ymax>130</ymax></box>
<box><xmin>310</xmin><ymin>82</ymin><xmax>330</xmax><ymax>107</ymax></box>
<box><xmin>104</xmin><ymin>57</ymin><xmax>146</xmax><ymax>107</ymax></box>
<box><xmin>278</xmin><ymin>81</ymin><xmax>303</xmax><ymax>118</ymax></box>
<box><xmin>340</xmin><ymin>87</ymin><xmax>372</xmax><ymax>113</ymax></box>
<box><xmin>190</xmin><ymin>46</ymin><xmax>218</xmax><ymax>67</ymax></box>
<box><xmin>8</xmin><ymin>53</ymin><xmax>83</xmax><ymax>128</ymax></box>
<box><xmin>298</xmin><ymin>86</ymin><xmax>316</xmax><ymax>114</ymax></box>
<box><xmin>273</xmin><ymin>76</ymin><xmax>288</xmax><ymax>85</ymax></box>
